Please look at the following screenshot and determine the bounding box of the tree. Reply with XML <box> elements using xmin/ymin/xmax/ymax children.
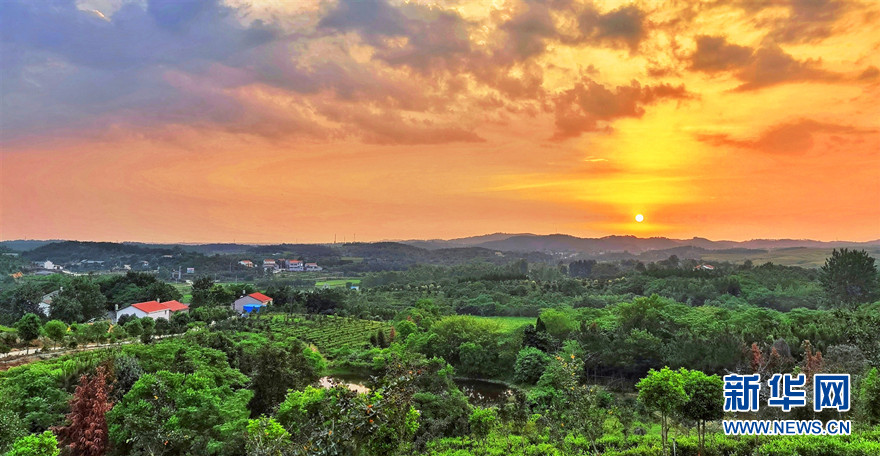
<box><xmin>819</xmin><ymin>248</ymin><xmax>878</xmax><ymax>306</ymax></box>
<box><xmin>4</xmin><ymin>283</ymin><xmax>42</xmax><ymax>323</ymax></box>
<box><xmin>245</xmin><ymin>343</ymin><xmax>321</xmax><ymax>416</ymax></box>
<box><xmin>678</xmin><ymin>369</ymin><xmax>723</xmax><ymax>456</ymax></box>
<box><xmin>6</xmin><ymin>431</ymin><xmax>60</xmax><ymax>456</ymax></box>
<box><xmin>468</xmin><ymin>407</ymin><xmax>497</xmax><ymax>442</ymax></box>
<box><xmin>637</xmin><ymin>367</ymin><xmax>688</xmax><ymax>456</ymax></box>
<box><xmin>107</xmin><ymin>370</ymin><xmax>252</xmax><ymax>456</ymax></box>
<box><xmin>190</xmin><ymin>276</ymin><xmax>214</xmax><ymax>308</ymax></box>
<box><xmin>139</xmin><ymin>318</ymin><xmax>155</xmax><ymax>344</ymax></box>
<box><xmin>513</xmin><ymin>347</ymin><xmax>551</xmax><ymax>385</ymax></box>
<box><xmin>50</xmin><ymin>295</ymin><xmax>84</xmax><ymax>324</ymax></box>
<box><xmin>245</xmin><ymin>417</ymin><xmax>291</xmax><ymax>456</ymax></box>
<box><xmin>123</xmin><ymin>318</ymin><xmax>143</xmax><ymax>338</ymax></box>
<box><xmin>15</xmin><ymin>313</ymin><xmax>42</xmax><ymax>355</ymax></box>
<box><xmin>44</xmin><ymin>320</ymin><xmax>67</xmax><ymax>350</ymax></box>
<box><xmin>54</xmin><ymin>366</ymin><xmax>112</xmax><ymax>456</ymax></box>
<box><xmin>860</xmin><ymin>367</ymin><xmax>880</xmax><ymax>425</ymax></box>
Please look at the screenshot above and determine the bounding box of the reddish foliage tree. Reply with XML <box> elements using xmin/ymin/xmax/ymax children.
<box><xmin>750</xmin><ymin>343</ymin><xmax>764</xmax><ymax>374</ymax></box>
<box><xmin>389</xmin><ymin>326</ymin><xmax>397</xmax><ymax>342</ymax></box>
<box><xmin>54</xmin><ymin>365</ymin><xmax>113</xmax><ymax>456</ymax></box>
<box><xmin>801</xmin><ymin>340</ymin><xmax>824</xmax><ymax>383</ymax></box>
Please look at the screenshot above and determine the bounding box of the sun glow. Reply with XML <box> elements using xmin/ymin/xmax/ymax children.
<box><xmin>635</xmin><ymin>214</ymin><xmax>644</xmax><ymax>222</ymax></box>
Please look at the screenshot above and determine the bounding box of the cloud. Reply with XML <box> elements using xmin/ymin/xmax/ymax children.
<box><xmin>690</xmin><ymin>35</ymin><xmax>753</xmax><ymax>72</ymax></box>
<box><xmin>578</xmin><ymin>3</ymin><xmax>647</xmax><ymax>51</ymax></box>
<box><xmin>552</xmin><ymin>78</ymin><xmax>692</xmax><ymax>139</ymax></box>
<box><xmin>696</xmin><ymin>119</ymin><xmax>875</xmax><ymax>154</ymax></box>
<box><xmin>688</xmin><ymin>36</ymin><xmax>840</xmax><ymax>90</ymax></box>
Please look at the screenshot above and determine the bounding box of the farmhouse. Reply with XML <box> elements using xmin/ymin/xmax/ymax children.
<box><xmin>116</xmin><ymin>300</ymin><xmax>190</xmax><ymax>321</ymax></box>
<box><xmin>287</xmin><ymin>259</ymin><xmax>304</xmax><ymax>271</ymax></box>
<box><xmin>238</xmin><ymin>260</ymin><xmax>254</xmax><ymax>268</ymax></box>
<box><xmin>232</xmin><ymin>292</ymin><xmax>273</xmax><ymax>313</ymax></box>
<box><xmin>305</xmin><ymin>262</ymin><xmax>322</xmax><ymax>272</ymax></box>
<box><xmin>262</xmin><ymin>259</ymin><xmax>277</xmax><ymax>271</ymax></box>
<box><xmin>38</xmin><ymin>290</ymin><xmax>61</xmax><ymax>317</ymax></box>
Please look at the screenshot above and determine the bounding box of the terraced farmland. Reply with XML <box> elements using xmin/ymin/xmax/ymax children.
<box><xmin>273</xmin><ymin>315</ymin><xmax>391</xmax><ymax>352</ymax></box>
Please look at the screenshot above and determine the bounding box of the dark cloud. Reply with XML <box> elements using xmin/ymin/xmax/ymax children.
<box><xmin>696</xmin><ymin>119</ymin><xmax>875</xmax><ymax>154</ymax></box>
<box><xmin>496</xmin><ymin>1</ymin><xmax>559</xmax><ymax>62</ymax></box>
<box><xmin>733</xmin><ymin>45</ymin><xmax>839</xmax><ymax>91</ymax></box>
<box><xmin>320</xmin><ymin>0</ymin><xmax>474</xmax><ymax>74</ymax></box>
<box><xmin>690</xmin><ymin>35</ymin><xmax>753</xmax><ymax>72</ymax></box>
<box><xmin>770</xmin><ymin>0</ymin><xmax>850</xmax><ymax>43</ymax></box>
<box><xmin>552</xmin><ymin>78</ymin><xmax>692</xmax><ymax>139</ymax></box>
<box><xmin>688</xmin><ymin>36</ymin><xmax>840</xmax><ymax>90</ymax></box>
<box><xmin>578</xmin><ymin>3</ymin><xmax>647</xmax><ymax>51</ymax></box>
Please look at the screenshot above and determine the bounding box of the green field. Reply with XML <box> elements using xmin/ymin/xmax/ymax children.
<box><xmin>473</xmin><ymin>316</ymin><xmax>535</xmax><ymax>332</ymax></box>
<box><xmin>701</xmin><ymin>247</ymin><xmax>880</xmax><ymax>268</ymax></box>
<box><xmin>315</xmin><ymin>279</ymin><xmax>361</xmax><ymax>288</ymax></box>
<box><xmin>269</xmin><ymin>314</ymin><xmax>389</xmax><ymax>352</ymax></box>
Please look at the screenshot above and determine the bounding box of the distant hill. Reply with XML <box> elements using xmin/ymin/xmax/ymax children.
<box><xmin>0</xmin><ymin>240</ymin><xmax>63</xmax><ymax>252</ymax></box>
<box><xmin>403</xmin><ymin>234</ymin><xmax>880</xmax><ymax>254</ymax></box>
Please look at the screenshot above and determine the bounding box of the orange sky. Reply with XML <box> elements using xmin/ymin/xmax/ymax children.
<box><xmin>1</xmin><ymin>0</ymin><xmax>879</xmax><ymax>243</ymax></box>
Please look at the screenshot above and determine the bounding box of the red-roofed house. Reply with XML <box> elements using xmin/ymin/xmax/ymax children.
<box><xmin>287</xmin><ymin>259</ymin><xmax>304</xmax><ymax>271</ymax></box>
<box><xmin>116</xmin><ymin>300</ymin><xmax>190</xmax><ymax>321</ymax></box>
<box><xmin>161</xmin><ymin>300</ymin><xmax>189</xmax><ymax>313</ymax></box>
<box><xmin>233</xmin><ymin>292</ymin><xmax>273</xmax><ymax>313</ymax></box>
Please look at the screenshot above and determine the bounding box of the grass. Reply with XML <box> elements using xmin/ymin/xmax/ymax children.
<box><xmin>315</xmin><ymin>279</ymin><xmax>361</xmax><ymax>288</ymax></box>
<box><xmin>472</xmin><ymin>316</ymin><xmax>535</xmax><ymax>332</ymax></box>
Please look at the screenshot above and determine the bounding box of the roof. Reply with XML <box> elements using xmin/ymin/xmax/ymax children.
<box><xmin>131</xmin><ymin>301</ymin><xmax>168</xmax><ymax>313</ymax></box>
<box><xmin>289</xmin><ymin>260</ymin><xmax>302</xmax><ymax>263</ymax></box>
<box><xmin>160</xmin><ymin>300</ymin><xmax>189</xmax><ymax>311</ymax></box>
<box><xmin>248</xmin><ymin>292</ymin><xmax>272</xmax><ymax>303</ymax></box>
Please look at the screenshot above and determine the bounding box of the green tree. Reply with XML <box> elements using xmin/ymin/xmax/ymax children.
<box><xmin>139</xmin><ymin>318</ymin><xmax>155</xmax><ymax>344</ymax></box>
<box><xmin>637</xmin><ymin>366</ymin><xmax>688</xmax><ymax>456</ymax></box>
<box><xmin>678</xmin><ymin>368</ymin><xmax>723</xmax><ymax>456</ymax></box>
<box><xmin>123</xmin><ymin>318</ymin><xmax>143</xmax><ymax>338</ymax></box>
<box><xmin>245</xmin><ymin>417</ymin><xmax>291</xmax><ymax>456</ymax></box>
<box><xmin>107</xmin><ymin>370</ymin><xmax>252</xmax><ymax>456</ymax></box>
<box><xmin>513</xmin><ymin>347</ymin><xmax>551</xmax><ymax>385</ymax></box>
<box><xmin>468</xmin><ymin>407</ymin><xmax>497</xmax><ymax>442</ymax></box>
<box><xmin>861</xmin><ymin>367</ymin><xmax>880</xmax><ymax>425</ymax></box>
<box><xmin>190</xmin><ymin>276</ymin><xmax>214</xmax><ymax>308</ymax></box>
<box><xmin>245</xmin><ymin>343</ymin><xmax>321</xmax><ymax>416</ymax></box>
<box><xmin>819</xmin><ymin>248</ymin><xmax>879</xmax><ymax>306</ymax></box>
<box><xmin>6</xmin><ymin>431</ymin><xmax>60</xmax><ymax>456</ymax></box>
<box><xmin>44</xmin><ymin>320</ymin><xmax>67</xmax><ymax>350</ymax></box>
<box><xmin>15</xmin><ymin>313</ymin><xmax>42</xmax><ymax>355</ymax></box>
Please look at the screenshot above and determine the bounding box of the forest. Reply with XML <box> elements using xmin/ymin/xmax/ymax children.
<box><xmin>0</xmin><ymin>248</ymin><xmax>878</xmax><ymax>455</ymax></box>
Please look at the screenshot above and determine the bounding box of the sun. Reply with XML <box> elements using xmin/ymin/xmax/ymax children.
<box><xmin>635</xmin><ymin>214</ymin><xmax>644</xmax><ymax>223</ymax></box>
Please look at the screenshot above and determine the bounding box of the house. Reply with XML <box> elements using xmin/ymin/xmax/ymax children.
<box><xmin>232</xmin><ymin>292</ymin><xmax>273</xmax><ymax>313</ymax></box>
<box><xmin>38</xmin><ymin>290</ymin><xmax>60</xmax><ymax>317</ymax></box>
<box><xmin>238</xmin><ymin>260</ymin><xmax>254</xmax><ymax>268</ymax></box>
<box><xmin>287</xmin><ymin>260</ymin><xmax>304</xmax><ymax>271</ymax></box>
<box><xmin>694</xmin><ymin>264</ymin><xmax>715</xmax><ymax>271</ymax></box>
<box><xmin>305</xmin><ymin>262</ymin><xmax>322</xmax><ymax>272</ymax></box>
<box><xmin>33</xmin><ymin>260</ymin><xmax>60</xmax><ymax>270</ymax></box>
<box><xmin>262</xmin><ymin>259</ymin><xmax>277</xmax><ymax>271</ymax></box>
<box><xmin>116</xmin><ymin>300</ymin><xmax>190</xmax><ymax>322</ymax></box>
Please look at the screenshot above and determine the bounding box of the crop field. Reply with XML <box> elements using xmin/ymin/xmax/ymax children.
<box><xmin>315</xmin><ymin>279</ymin><xmax>361</xmax><ymax>288</ymax></box>
<box><xmin>701</xmin><ymin>247</ymin><xmax>880</xmax><ymax>268</ymax></box>
<box><xmin>270</xmin><ymin>314</ymin><xmax>390</xmax><ymax>352</ymax></box>
<box><xmin>473</xmin><ymin>316</ymin><xmax>535</xmax><ymax>332</ymax></box>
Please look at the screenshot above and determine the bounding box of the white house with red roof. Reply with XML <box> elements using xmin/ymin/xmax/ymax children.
<box><xmin>116</xmin><ymin>300</ymin><xmax>190</xmax><ymax>321</ymax></box>
<box><xmin>305</xmin><ymin>262</ymin><xmax>322</xmax><ymax>272</ymax></box>
<box><xmin>287</xmin><ymin>259</ymin><xmax>304</xmax><ymax>271</ymax></box>
<box><xmin>233</xmin><ymin>292</ymin><xmax>273</xmax><ymax>313</ymax></box>
<box><xmin>262</xmin><ymin>259</ymin><xmax>277</xmax><ymax>271</ymax></box>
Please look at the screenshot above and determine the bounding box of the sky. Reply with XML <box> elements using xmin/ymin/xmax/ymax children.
<box><xmin>1</xmin><ymin>0</ymin><xmax>878</xmax><ymax>244</ymax></box>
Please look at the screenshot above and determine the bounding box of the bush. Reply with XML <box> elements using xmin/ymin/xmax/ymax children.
<box><xmin>514</xmin><ymin>347</ymin><xmax>552</xmax><ymax>385</ymax></box>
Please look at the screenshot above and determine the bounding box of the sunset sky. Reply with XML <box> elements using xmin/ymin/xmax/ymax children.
<box><xmin>1</xmin><ymin>0</ymin><xmax>879</xmax><ymax>243</ymax></box>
